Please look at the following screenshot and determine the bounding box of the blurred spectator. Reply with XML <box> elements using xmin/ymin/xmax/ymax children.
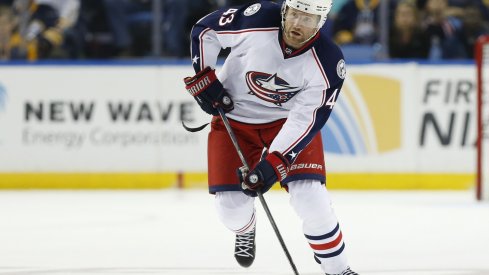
<box><xmin>111</xmin><ymin>0</ymin><xmax>215</xmax><ymax>58</ymax></box>
<box><xmin>102</xmin><ymin>0</ymin><xmax>132</xmax><ymax>56</ymax></box>
<box><xmin>78</xmin><ymin>0</ymin><xmax>133</xmax><ymax>58</ymax></box>
<box><xmin>460</xmin><ymin>4</ymin><xmax>489</xmax><ymax>58</ymax></box>
<box><xmin>332</xmin><ymin>0</ymin><xmax>381</xmax><ymax>45</ymax></box>
<box><xmin>163</xmin><ymin>0</ymin><xmax>212</xmax><ymax>57</ymax></box>
<box><xmin>329</xmin><ymin>0</ymin><xmax>349</xmax><ymax>18</ymax></box>
<box><xmin>389</xmin><ymin>0</ymin><xmax>430</xmax><ymax>58</ymax></box>
<box><xmin>420</xmin><ymin>0</ymin><xmax>467</xmax><ymax>59</ymax></box>
<box><xmin>417</xmin><ymin>0</ymin><xmax>489</xmax><ymax>18</ymax></box>
<box><xmin>9</xmin><ymin>0</ymin><xmax>80</xmax><ymax>60</ymax></box>
<box><xmin>479</xmin><ymin>0</ymin><xmax>489</xmax><ymax>21</ymax></box>
<box><xmin>0</xmin><ymin>4</ymin><xmax>15</xmax><ymax>60</ymax></box>
<box><xmin>2</xmin><ymin>0</ymin><xmax>486</xmax><ymax>61</ymax></box>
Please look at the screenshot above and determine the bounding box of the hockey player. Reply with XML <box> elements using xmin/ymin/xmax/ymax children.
<box><xmin>183</xmin><ymin>1</ymin><xmax>358</xmax><ymax>274</ymax></box>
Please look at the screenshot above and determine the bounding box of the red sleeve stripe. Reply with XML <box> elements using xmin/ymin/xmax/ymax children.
<box><xmin>309</xmin><ymin>231</ymin><xmax>343</xmax><ymax>250</ymax></box>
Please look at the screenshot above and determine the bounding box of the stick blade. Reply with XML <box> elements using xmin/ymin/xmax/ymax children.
<box><xmin>181</xmin><ymin>121</ymin><xmax>209</xmax><ymax>132</ymax></box>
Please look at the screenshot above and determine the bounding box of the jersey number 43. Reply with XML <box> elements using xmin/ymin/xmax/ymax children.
<box><xmin>219</xmin><ymin>9</ymin><xmax>238</xmax><ymax>26</ymax></box>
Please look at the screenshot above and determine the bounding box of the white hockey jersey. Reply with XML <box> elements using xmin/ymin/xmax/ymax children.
<box><xmin>190</xmin><ymin>1</ymin><xmax>346</xmax><ymax>163</ymax></box>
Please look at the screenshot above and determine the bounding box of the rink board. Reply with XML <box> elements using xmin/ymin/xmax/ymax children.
<box><xmin>0</xmin><ymin>63</ymin><xmax>478</xmax><ymax>189</ymax></box>
<box><xmin>0</xmin><ymin>172</ymin><xmax>474</xmax><ymax>190</ymax></box>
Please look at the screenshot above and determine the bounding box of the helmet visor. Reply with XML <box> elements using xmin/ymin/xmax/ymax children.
<box><xmin>284</xmin><ymin>7</ymin><xmax>321</xmax><ymax>29</ymax></box>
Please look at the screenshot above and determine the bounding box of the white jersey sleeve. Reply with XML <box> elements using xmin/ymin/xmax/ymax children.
<box><xmin>189</xmin><ymin>2</ymin><xmax>282</xmax><ymax>73</ymax></box>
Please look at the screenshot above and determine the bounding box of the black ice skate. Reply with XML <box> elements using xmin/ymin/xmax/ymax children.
<box><xmin>325</xmin><ymin>267</ymin><xmax>359</xmax><ymax>275</ymax></box>
<box><xmin>234</xmin><ymin>227</ymin><xmax>256</xmax><ymax>268</ymax></box>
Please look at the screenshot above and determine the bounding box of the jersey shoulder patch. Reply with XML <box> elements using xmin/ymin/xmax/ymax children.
<box><xmin>243</xmin><ymin>3</ymin><xmax>262</xmax><ymax>16</ymax></box>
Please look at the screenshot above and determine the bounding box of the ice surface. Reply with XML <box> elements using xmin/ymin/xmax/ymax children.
<box><xmin>0</xmin><ymin>190</ymin><xmax>488</xmax><ymax>275</ymax></box>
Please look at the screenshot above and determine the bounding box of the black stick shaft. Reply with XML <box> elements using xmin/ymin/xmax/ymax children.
<box><xmin>217</xmin><ymin>108</ymin><xmax>300</xmax><ymax>275</ymax></box>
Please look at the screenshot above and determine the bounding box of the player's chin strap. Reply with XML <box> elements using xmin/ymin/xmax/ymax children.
<box><xmin>181</xmin><ymin>121</ymin><xmax>209</xmax><ymax>132</ymax></box>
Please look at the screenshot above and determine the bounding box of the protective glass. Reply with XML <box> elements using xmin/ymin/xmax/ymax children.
<box><xmin>284</xmin><ymin>7</ymin><xmax>320</xmax><ymax>29</ymax></box>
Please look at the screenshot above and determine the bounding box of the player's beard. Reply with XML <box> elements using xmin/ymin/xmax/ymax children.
<box><xmin>284</xmin><ymin>26</ymin><xmax>317</xmax><ymax>49</ymax></box>
<box><xmin>284</xmin><ymin>29</ymin><xmax>303</xmax><ymax>48</ymax></box>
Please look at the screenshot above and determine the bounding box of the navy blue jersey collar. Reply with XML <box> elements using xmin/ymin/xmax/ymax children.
<box><xmin>278</xmin><ymin>30</ymin><xmax>320</xmax><ymax>59</ymax></box>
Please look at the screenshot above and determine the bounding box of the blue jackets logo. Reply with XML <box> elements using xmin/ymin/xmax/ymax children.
<box><xmin>245</xmin><ymin>71</ymin><xmax>300</xmax><ymax>106</ymax></box>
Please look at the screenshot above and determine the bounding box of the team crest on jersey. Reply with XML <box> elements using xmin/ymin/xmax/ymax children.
<box><xmin>337</xmin><ymin>59</ymin><xmax>346</xmax><ymax>79</ymax></box>
<box><xmin>244</xmin><ymin>3</ymin><xmax>261</xmax><ymax>16</ymax></box>
<box><xmin>245</xmin><ymin>71</ymin><xmax>301</xmax><ymax>106</ymax></box>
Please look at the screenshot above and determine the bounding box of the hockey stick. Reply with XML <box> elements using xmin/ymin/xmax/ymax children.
<box><xmin>216</xmin><ymin>107</ymin><xmax>300</xmax><ymax>275</ymax></box>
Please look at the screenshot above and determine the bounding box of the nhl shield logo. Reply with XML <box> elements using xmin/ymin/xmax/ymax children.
<box><xmin>245</xmin><ymin>71</ymin><xmax>301</xmax><ymax>106</ymax></box>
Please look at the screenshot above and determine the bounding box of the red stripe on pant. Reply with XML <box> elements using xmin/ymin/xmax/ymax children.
<box><xmin>309</xmin><ymin>231</ymin><xmax>343</xmax><ymax>250</ymax></box>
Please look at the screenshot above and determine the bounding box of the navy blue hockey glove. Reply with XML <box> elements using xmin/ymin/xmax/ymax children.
<box><xmin>237</xmin><ymin>152</ymin><xmax>289</xmax><ymax>197</ymax></box>
<box><xmin>184</xmin><ymin>67</ymin><xmax>233</xmax><ymax>116</ymax></box>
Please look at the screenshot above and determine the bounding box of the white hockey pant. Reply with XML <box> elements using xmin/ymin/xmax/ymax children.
<box><xmin>215</xmin><ymin>191</ymin><xmax>256</xmax><ymax>235</ymax></box>
<box><xmin>215</xmin><ymin>180</ymin><xmax>349</xmax><ymax>274</ymax></box>
<box><xmin>289</xmin><ymin>180</ymin><xmax>349</xmax><ymax>274</ymax></box>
